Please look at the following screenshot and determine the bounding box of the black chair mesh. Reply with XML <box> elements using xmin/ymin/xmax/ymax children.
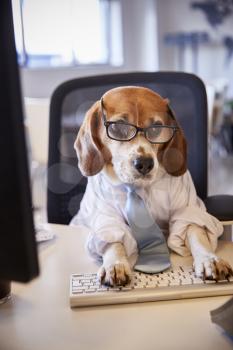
<box><xmin>47</xmin><ymin>72</ymin><xmax>208</xmax><ymax>224</ymax></box>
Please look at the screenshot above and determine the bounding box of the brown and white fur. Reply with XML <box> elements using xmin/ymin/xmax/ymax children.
<box><xmin>74</xmin><ymin>86</ymin><xmax>233</xmax><ymax>286</ymax></box>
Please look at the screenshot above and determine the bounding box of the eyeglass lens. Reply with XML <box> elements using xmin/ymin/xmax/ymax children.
<box><xmin>107</xmin><ymin>123</ymin><xmax>174</xmax><ymax>143</ymax></box>
<box><xmin>108</xmin><ymin>123</ymin><xmax>136</xmax><ymax>141</ymax></box>
<box><xmin>146</xmin><ymin>126</ymin><xmax>174</xmax><ymax>143</ymax></box>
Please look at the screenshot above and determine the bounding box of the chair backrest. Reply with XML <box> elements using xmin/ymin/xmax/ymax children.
<box><xmin>47</xmin><ymin>72</ymin><xmax>208</xmax><ymax>224</ymax></box>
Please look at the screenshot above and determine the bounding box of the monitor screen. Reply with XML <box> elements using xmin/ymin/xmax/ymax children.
<box><xmin>0</xmin><ymin>0</ymin><xmax>39</xmax><ymax>283</ymax></box>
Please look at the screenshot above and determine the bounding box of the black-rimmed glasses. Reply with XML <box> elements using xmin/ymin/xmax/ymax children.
<box><xmin>101</xmin><ymin>98</ymin><xmax>179</xmax><ymax>144</ymax></box>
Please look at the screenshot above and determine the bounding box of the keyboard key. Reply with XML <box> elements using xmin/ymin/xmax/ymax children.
<box><xmin>158</xmin><ymin>281</ymin><xmax>169</xmax><ymax>287</ymax></box>
<box><xmin>133</xmin><ymin>285</ymin><xmax>142</xmax><ymax>289</ymax></box>
<box><xmin>75</xmin><ymin>287</ymin><xmax>86</xmax><ymax>291</ymax></box>
<box><xmin>72</xmin><ymin>290</ymin><xmax>83</xmax><ymax>294</ymax></box>
<box><xmin>110</xmin><ymin>287</ymin><xmax>122</xmax><ymax>291</ymax></box>
<box><xmin>217</xmin><ymin>280</ymin><xmax>228</xmax><ymax>284</ymax></box>
<box><xmin>72</xmin><ymin>281</ymin><xmax>82</xmax><ymax>287</ymax></box>
<box><xmin>86</xmin><ymin>288</ymin><xmax>97</xmax><ymax>293</ymax></box>
<box><xmin>181</xmin><ymin>280</ymin><xmax>193</xmax><ymax>285</ymax></box>
<box><xmin>169</xmin><ymin>281</ymin><xmax>180</xmax><ymax>286</ymax></box>
<box><xmin>83</xmin><ymin>282</ymin><xmax>92</xmax><ymax>286</ymax></box>
<box><xmin>121</xmin><ymin>286</ymin><xmax>134</xmax><ymax>291</ymax></box>
<box><xmin>204</xmin><ymin>280</ymin><xmax>217</xmax><ymax>284</ymax></box>
<box><xmin>192</xmin><ymin>278</ymin><xmax>204</xmax><ymax>284</ymax></box>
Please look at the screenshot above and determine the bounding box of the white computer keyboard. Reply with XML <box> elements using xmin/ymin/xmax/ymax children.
<box><xmin>70</xmin><ymin>266</ymin><xmax>233</xmax><ymax>308</ymax></box>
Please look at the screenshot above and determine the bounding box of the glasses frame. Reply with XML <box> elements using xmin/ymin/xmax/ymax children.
<box><xmin>100</xmin><ymin>98</ymin><xmax>179</xmax><ymax>144</ymax></box>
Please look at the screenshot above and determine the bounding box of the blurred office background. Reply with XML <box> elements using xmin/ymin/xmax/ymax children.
<box><xmin>12</xmin><ymin>0</ymin><xmax>233</xmax><ymax>217</ymax></box>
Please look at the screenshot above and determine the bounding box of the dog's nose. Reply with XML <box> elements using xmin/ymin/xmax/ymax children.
<box><xmin>133</xmin><ymin>157</ymin><xmax>154</xmax><ymax>175</ymax></box>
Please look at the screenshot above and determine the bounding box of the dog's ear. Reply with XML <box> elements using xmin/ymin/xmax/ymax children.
<box><xmin>74</xmin><ymin>101</ymin><xmax>108</xmax><ymax>176</ymax></box>
<box><xmin>158</xmin><ymin>104</ymin><xmax>187</xmax><ymax>176</ymax></box>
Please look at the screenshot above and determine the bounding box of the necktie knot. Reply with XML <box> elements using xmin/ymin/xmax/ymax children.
<box><xmin>125</xmin><ymin>184</ymin><xmax>136</xmax><ymax>194</ymax></box>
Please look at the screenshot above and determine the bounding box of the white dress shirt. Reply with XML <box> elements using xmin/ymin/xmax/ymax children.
<box><xmin>70</xmin><ymin>168</ymin><xmax>223</xmax><ymax>267</ymax></box>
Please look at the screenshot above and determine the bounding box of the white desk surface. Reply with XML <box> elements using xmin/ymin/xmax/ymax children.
<box><xmin>1</xmin><ymin>224</ymin><xmax>233</xmax><ymax>350</ymax></box>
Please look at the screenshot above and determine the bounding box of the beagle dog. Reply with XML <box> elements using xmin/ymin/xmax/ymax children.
<box><xmin>72</xmin><ymin>86</ymin><xmax>233</xmax><ymax>286</ymax></box>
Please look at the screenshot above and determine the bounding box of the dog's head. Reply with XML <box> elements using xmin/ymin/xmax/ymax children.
<box><xmin>74</xmin><ymin>86</ymin><xmax>187</xmax><ymax>186</ymax></box>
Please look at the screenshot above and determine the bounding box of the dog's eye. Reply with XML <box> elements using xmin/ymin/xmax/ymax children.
<box><xmin>152</xmin><ymin>121</ymin><xmax>163</xmax><ymax>126</ymax></box>
<box><xmin>108</xmin><ymin>123</ymin><xmax>136</xmax><ymax>141</ymax></box>
<box><xmin>148</xmin><ymin>121</ymin><xmax>163</xmax><ymax>137</ymax></box>
<box><xmin>146</xmin><ymin>124</ymin><xmax>173</xmax><ymax>143</ymax></box>
<box><xmin>116</xmin><ymin>119</ymin><xmax>126</xmax><ymax>123</ymax></box>
<box><xmin>147</xmin><ymin>126</ymin><xmax>162</xmax><ymax>139</ymax></box>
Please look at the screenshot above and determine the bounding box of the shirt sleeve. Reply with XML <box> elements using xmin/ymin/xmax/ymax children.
<box><xmin>167</xmin><ymin>171</ymin><xmax>223</xmax><ymax>256</ymax></box>
<box><xmin>70</xmin><ymin>176</ymin><xmax>138</xmax><ymax>267</ymax></box>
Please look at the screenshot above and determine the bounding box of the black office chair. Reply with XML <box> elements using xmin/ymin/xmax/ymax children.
<box><xmin>47</xmin><ymin>72</ymin><xmax>233</xmax><ymax>237</ymax></box>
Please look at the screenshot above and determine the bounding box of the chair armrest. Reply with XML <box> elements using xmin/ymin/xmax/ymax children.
<box><xmin>204</xmin><ymin>195</ymin><xmax>233</xmax><ymax>241</ymax></box>
<box><xmin>204</xmin><ymin>195</ymin><xmax>233</xmax><ymax>221</ymax></box>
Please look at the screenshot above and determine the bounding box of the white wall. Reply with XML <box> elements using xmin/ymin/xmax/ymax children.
<box><xmin>20</xmin><ymin>0</ymin><xmax>233</xmax><ymax>98</ymax></box>
<box><xmin>20</xmin><ymin>0</ymin><xmax>159</xmax><ymax>98</ymax></box>
<box><xmin>156</xmin><ymin>0</ymin><xmax>233</xmax><ymax>97</ymax></box>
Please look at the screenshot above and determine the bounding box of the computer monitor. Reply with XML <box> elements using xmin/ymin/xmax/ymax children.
<box><xmin>0</xmin><ymin>0</ymin><xmax>39</xmax><ymax>293</ymax></box>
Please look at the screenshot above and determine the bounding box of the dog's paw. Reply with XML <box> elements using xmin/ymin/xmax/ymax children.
<box><xmin>193</xmin><ymin>255</ymin><xmax>233</xmax><ymax>281</ymax></box>
<box><xmin>97</xmin><ymin>261</ymin><xmax>131</xmax><ymax>287</ymax></box>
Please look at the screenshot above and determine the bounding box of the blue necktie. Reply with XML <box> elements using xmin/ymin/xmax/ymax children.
<box><xmin>125</xmin><ymin>187</ymin><xmax>171</xmax><ymax>274</ymax></box>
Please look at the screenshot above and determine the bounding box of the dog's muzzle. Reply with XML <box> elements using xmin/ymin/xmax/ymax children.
<box><xmin>133</xmin><ymin>157</ymin><xmax>154</xmax><ymax>175</ymax></box>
